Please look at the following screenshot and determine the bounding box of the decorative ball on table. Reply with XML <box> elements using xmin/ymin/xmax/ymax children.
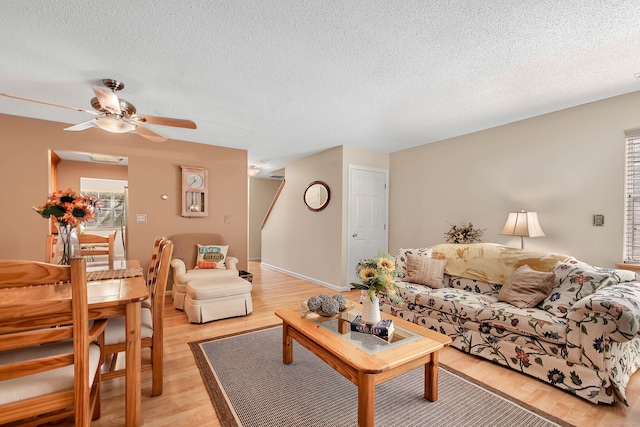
<box><xmin>304</xmin><ymin>293</ymin><xmax>351</xmax><ymax>316</ymax></box>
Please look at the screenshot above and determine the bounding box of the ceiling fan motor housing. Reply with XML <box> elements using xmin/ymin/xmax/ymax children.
<box><xmin>103</xmin><ymin>78</ymin><xmax>125</xmax><ymax>92</ymax></box>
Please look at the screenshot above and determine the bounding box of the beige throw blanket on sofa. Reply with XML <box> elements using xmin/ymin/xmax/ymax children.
<box><xmin>432</xmin><ymin>243</ymin><xmax>572</xmax><ymax>285</ymax></box>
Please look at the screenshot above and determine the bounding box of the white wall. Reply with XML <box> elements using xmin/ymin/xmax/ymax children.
<box><xmin>389</xmin><ymin>90</ymin><xmax>640</xmax><ymax>267</ymax></box>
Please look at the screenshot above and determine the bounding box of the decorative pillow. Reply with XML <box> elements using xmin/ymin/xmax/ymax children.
<box><xmin>497</xmin><ymin>264</ymin><xmax>556</xmax><ymax>308</ymax></box>
<box><xmin>395</xmin><ymin>247</ymin><xmax>432</xmax><ymax>278</ymax></box>
<box><xmin>539</xmin><ymin>260</ymin><xmax>616</xmax><ymax>317</ymax></box>
<box><xmin>402</xmin><ymin>255</ymin><xmax>448</xmax><ymax>288</ymax></box>
<box><xmin>195</xmin><ymin>244</ymin><xmax>229</xmax><ymax>269</ymax></box>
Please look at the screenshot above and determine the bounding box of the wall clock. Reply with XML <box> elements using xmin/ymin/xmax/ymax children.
<box><xmin>181</xmin><ymin>166</ymin><xmax>208</xmax><ymax>217</ymax></box>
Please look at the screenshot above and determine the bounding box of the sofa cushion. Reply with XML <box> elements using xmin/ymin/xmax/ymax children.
<box><xmin>395</xmin><ymin>247</ymin><xmax>432</xmax><ymax>278</ymax></box>
<box><xmin>394</xmin><ymin>280</ymin><xmax>566</xmax><ymax>344</ymax></box>
<box><xmin>186</xmin><ymin>277</ymin><xmax>252</xmax><ymax>299</ymax></box>
<box><xmin>403</xmin><ymin>255</ymin><xmax>447</xmax><ymax>288</ymax></box>
<box><xmin>498</xmin><ymin>264</ymin><xmax>556</xmax><ymax>308</ymax></box>
<box><xmin>448</xmin><ymin>276</ymin><xmax>500</xmax><ymax>296</ymax></box>
<box><xmin>174</xmin><ymin>267</ymin><xmax>239</xmax><ymax>285</ymax></box>
<box><xmin>431</xmin><ymin>243</ymin><xmax>571</xmax><ymax>285</ymax></box>
<box><xmin>474</xmin><ymin>302</ymin><xmax>567</xmax><ymax>345</ymax></box>
<box><xmin>195</xmin><ymin>244</ymin><xmax>229</xmax><ymax>269</ymax></box>
<box><xmin>539</xmin><ymin>260</ymin><xmax>616</xmax><ymax>317</ymax></box>
<box><xmin>413</xmin><ymin>287</ymin><xmax>498</xmax><ymax>318</ymax></box>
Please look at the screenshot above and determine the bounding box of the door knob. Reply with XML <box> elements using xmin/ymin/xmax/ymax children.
<box><xmin>352</xmin><ymin>233</ymin><xmax>358</xmax><ymax>237</ymax></box>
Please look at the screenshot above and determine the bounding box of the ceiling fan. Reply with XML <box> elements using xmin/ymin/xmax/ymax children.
<box><xmin>1</xmin><ymin>79</ymin><xmax>196</xmax><ymax>142</ymax></box>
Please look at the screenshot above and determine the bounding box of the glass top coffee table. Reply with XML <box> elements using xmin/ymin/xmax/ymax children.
<box><xmin>275</xmin><ymin>304</ymin><xmax>451</xmax><ymax>427</ymax></box>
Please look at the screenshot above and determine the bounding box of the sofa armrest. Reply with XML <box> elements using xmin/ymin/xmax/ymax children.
<box><xmin>225</xmin><ymin>256</ymin><xmax>239</xmax><ymax>271</ymax></box>
<box><xmin>170</xmin><ymin>258</ymin><xmax>187</xmax><ymax>274</ymax></box>
<box><xmin>567</xmin><ymin>282</ymin><xmax>640</xmax><ymax>342</ymax></box>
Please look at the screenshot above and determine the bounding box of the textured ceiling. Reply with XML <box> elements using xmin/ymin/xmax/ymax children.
<box><xmin>2</xmin><ymin>1</ymin><xmax>640</xmax><ymax>176</ymax></box>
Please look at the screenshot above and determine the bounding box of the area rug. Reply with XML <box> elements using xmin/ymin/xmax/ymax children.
<box><xmin>189</xmin><ymin>326</ymin><xmax>574</xmax><ymax>427</ymax></box>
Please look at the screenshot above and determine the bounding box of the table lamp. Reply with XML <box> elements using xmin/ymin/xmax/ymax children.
<box><xmin>500</xmin><ymin>210</ymin><xmax>545</xmax><ymax>249</ymax></box>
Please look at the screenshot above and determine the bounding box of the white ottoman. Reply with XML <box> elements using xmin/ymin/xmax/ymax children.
<box><xmin>184</xmin><ymin>277</ymin><xmax>253</xmax><ymax>323</ymax></box>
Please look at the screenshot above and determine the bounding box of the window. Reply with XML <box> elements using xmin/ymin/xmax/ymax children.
<box><xmin>624</xmin><ymin>130</ymin><xmax>640</xmax><ymax>262</ymax></box>
<box><xmin>80</xmin><ymin>178</ymin><xmax>127</xmax><ymax>229</ymax></box>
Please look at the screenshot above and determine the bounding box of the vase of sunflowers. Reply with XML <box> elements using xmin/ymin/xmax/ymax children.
<box><xmin>34</xmin><ymin>188</ymin><xmax>98</xmax><ymax>265</ymax></box>
<box><xmin>351</xmin><ymin>254</ymin><xmax>403</xmax><ymax>324</ymax></box>
<box><xmin>55</xmin><ymin>223</ymin><xmax>78</xmax><ymax>266</ymax></box>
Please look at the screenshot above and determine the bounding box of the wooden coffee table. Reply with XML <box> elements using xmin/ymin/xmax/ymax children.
<box><xmin>275</xmin><ymin>305</ymin><xmax>451</xmax><ymax>427</ymax></box>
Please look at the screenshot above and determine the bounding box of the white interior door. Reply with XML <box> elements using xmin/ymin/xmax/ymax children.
<box><xmin>348</xmin><ymin>166</ymin><xmax>389</xmax><ymax>285</ymax></box>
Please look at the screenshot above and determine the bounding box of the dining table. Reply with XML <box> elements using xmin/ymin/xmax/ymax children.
<box><xmin>0</xmin><ymin>259</ymin><xmax>148</xmax><ymax>426</ymax></box>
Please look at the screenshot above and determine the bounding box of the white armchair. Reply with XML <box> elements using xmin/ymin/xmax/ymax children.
<box><xmin>168</xmin><ymin>233</ymin><xmax>239</xmax><ymax>310</ymax></box>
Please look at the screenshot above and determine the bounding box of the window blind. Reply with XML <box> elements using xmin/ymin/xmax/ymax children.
<box><xmin>624</xmin><ymin>130</ymin><xmax>640</xmax><ymax>262</ymax></box>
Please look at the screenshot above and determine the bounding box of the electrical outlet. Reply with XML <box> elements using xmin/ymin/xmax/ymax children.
<box><xmin>593</xmin><ymin>214</ymin><xmax>604</xmax><ymax>226</ymax></box>
<box><xmin>136</xmin><ymin>214</ymin><xmax>147</xmax><ymax>223</ymax></box>
<box><xmin>224</xmin><ymin>215</ymin><xmax>231</xmax><ymax>224</ymax></box>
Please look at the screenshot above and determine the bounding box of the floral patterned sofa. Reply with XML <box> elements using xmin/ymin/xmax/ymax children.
<box><xmin>378</xmin><ymin>243</ymin><xmax>640</xmax><ymax>404</ymax></box>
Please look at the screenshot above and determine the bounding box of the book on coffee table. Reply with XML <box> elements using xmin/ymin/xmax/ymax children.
<box><xmin>350</xmin><ymin>315</ymin><xmax>394</xmax><ymax>341</ymax></box>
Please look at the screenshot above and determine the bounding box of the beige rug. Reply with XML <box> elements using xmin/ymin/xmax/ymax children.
<box><xmin>190</xmin><ymin>326</ymin><xmax>575</xmax><ymax>427</ymax></box>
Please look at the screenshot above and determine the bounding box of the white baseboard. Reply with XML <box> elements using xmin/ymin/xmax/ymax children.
<box><xmin>260</xmin><ymin>263</ymin><xmax>351</xmax><ymax>292</ymax></box>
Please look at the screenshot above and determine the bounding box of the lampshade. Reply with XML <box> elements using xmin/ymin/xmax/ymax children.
<box><xmin>500</xmin><ymin>211</ymin><xmax>545</xmax><ymax>249</ymax></box>
<box><xmin>92</xmin><ymin>117</ymin><xmax>136</xmax><ymax>134</ymax></box>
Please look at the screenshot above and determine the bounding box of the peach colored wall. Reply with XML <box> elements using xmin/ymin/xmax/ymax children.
<box><xmin>57</xmin><ymin>160</ymin><xmax>128</xmax><ymax>190</ymax></box>
<box><xmin>1</xmin><ymin>114</ymin><xmax>248</xmax><ymax>273</ymax></box>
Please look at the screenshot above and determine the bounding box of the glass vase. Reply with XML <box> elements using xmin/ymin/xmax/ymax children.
<box><xmin>360</xmin><ymin>290</ymin><xmax>381</xmax><ymax>324</ymax></box>
<box><xmin>54</xmin><ymin>224</ymin><xmax>79</xmax><ymax>265</ymax></box>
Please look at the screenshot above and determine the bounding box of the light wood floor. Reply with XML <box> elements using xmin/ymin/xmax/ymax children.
<box><xmin>87</xmin><ymin>261</ymin><xmax>638</xmax><ymax>426</ymax></box>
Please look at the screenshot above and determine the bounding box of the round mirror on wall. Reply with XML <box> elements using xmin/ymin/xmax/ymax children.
<box><xmin>304</xmin><ymin>181</ymin><xmax>330</xmax><ymax>212</ymax></box>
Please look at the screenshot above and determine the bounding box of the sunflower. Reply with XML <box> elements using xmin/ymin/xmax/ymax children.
<box><xmin>34</xmin><ymin>188</ymin><xmax>98</xmax><ymax>227</ymax></box>
<box><xmin>359</xmin><ymin>267</ymin><xmax>378</xmax><ymax>282</ymax></box>
<box><xmin>48</xmin><ymin>188</ymin><xmax>78</xmax><ymax>206</ymax></box>
<box><xmin>377</xmin><ymin>258</ymin><xmax>394</xmax><ymax>271</ymax></box>
<box><xmin>351</xmin><ymin>254</ymin><xmax>403</xmax><ymax>305</ymax></box>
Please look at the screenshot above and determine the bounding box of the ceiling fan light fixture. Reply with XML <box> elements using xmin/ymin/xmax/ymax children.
<box><xmin>92</xmin><ymin>116</ymin><xmax>135</xmax><ymax>134</ymax></box>
<box><xmin>247</xmin><ymin>165</ymin><xmax>260</xmax><ymax>177</ymax></box>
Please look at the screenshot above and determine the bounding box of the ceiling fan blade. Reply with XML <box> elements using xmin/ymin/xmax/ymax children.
<box><xmin>132</xmin><ymin>114</ymin><xmax>197</xmax><ymax>129</ymax></box>
<box><xmin>1</xmin><ymin>93</ymin><xmax>99</xmax><ymax>115</ymax></box>
<box><xmin>134</xmin><ymin>122</ymin><xmax>167</xmax><ymax>142</ymax></box>
<box><xmin>64</xmin><ymin>120</ymin><xmax>97</xmax><ymax>131</ymax></box>
<box><xmin>92</xmin><ymin>86</ymin><xmax>121</xmax><ymax>114</ymax></box>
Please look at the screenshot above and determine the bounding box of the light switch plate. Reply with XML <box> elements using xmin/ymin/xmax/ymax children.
<box><xmin>593</xmin><ymin>214</ymin><xmax>604</xmax><ymax>226</ymax></box>
<box><xmin>136</xmin><ymin>214</ymin><xmax>148</xmax><ymax>223</ymax></box>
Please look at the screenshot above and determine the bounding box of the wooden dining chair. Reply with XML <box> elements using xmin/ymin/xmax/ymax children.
<box><xmin>79</xmin><ymin>232</ymin><xmax>116</xmax><ymax>266</ymax></box>
<box><xmin>45</xmin><ymin>233</ymin><xmax>57</xmax><ymax>263</ymax></box>
<box><xmin>146</xmin><ymin>236</ymin><xmax>166</xmax><ymax>289</ymax></box>
<box><xmin>0</xmin><ymin>257</ymin><xmax>108</xmax><ymax>426</ymax></box>
<box><xmin>102</xmin><ymin>237</ymin><xmax>173</xmax><ymax>396</ymax></box>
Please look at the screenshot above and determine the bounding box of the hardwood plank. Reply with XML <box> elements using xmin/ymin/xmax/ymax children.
<box><xmin>78</xmin><ymin>261</ymin><xmax>639</xmax><ymax>426</ymax></box>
